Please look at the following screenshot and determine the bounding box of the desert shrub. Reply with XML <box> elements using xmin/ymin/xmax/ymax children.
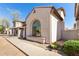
<box><xmin>63</xmin><ymin>40</ymin><xmax>79</xmax><ymax>55</ymax></box>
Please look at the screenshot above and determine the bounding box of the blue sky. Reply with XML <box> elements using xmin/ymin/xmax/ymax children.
<box><xmin>0</xmin><ymin>3</ymin><xmax>75</xmax><ymax>28</ymax></box>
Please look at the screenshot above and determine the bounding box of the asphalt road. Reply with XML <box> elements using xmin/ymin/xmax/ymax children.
<box><xmin>0</xmin><ymin>36</ymin><xmax>25</xmax><ymax>56</ymax></box>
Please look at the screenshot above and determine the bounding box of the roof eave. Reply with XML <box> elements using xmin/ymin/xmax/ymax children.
<box><xmin>50</xmin><ymin>7</ymin><xmax>63</xmax><ymax>21</ymax></box>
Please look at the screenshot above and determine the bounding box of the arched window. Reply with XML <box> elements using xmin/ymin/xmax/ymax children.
<box><xmin>32</xmin><ymin>20</ymin><xmax>41</xmax><ymax>37</ymax></box>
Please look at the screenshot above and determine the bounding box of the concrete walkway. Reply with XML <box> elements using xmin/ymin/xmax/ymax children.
<box><xmin>3</xmin><ymin>36</ymin><xmax>62</xmax><ymax>56</ymax></box>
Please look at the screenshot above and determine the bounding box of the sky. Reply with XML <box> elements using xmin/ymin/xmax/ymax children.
<box><xmin>0</xmin><ymin>3</ymin><xmax>75</xmax><ymax>29</ymax></box>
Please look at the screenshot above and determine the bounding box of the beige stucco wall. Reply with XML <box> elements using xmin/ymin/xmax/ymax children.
<box><xmin>15</xmin><ymin>22</ymin><xmax>23</xmax><ymax>28</ymax></box>
<box><xmin>57</xmin><ymin>20</ymin><xmax>64</xmax><ymax>40</ymax></box>
<box><xmin>17</xmin><ymin>28</ymin><xmax>21</xmax><ymax>38</ymax></box>
<box><xmin>76</xmin><ymin>20</ymin><xmax>79</xmax><ymax>29</ymax></box>
<box><xmin>50</xmin><ymin>14</ymin><xmax>64</xmax><ymax>43</ymax></box>
<box><xmin>22</xmin><ymin>28</ymin><xmax>26</xmax><ymax>38</ymax></box>
<box><xmin>50</xmin><ymin>14</ymin><xmax>58</xmax><ymax>43</ymax></box>
<box><xmin>9</xmin><ymin>29</ymin><xmax>13</xmax><ymax>35</ymax></box>
<box><xmin>62</xmin><ymin>29</ymin><xmax>79</xmax><ymax>40</ymax></box>
<box><xmin>26</xmin><ymin>7</ymin><xmax>64</xmax><ymax>43</ymax></box>
<box><xmin>26</xmin><ymin>8</ymin><xmax>51</xmax><ymax>43</ymax></box>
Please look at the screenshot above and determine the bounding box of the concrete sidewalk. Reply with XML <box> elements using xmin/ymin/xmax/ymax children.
<box><xmin>3</xmin><ymin>36</ymin><xmax>62</xmax><ymax>56</ymax></box>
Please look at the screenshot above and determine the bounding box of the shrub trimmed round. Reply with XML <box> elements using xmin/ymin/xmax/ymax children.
<box><xmin>63</xmin><ymin>40</ymin><xmax>79</xmax><ymax>55</ymax></box>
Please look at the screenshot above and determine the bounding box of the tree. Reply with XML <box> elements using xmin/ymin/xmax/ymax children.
<box><xmin>2</xmin><ymin>18</ymin><xmax>10</xmax><ymax>28</ymax></box>
<box><xmin>0</xmin><ymin>25</ymin><xmax>3</xmax><ymax>32</ymax></box>
<box><xmin>12</xmin><ymin>12</ymin><xmax>20</xmax><ymax>22</ymax></box>
<box><xmin>0</xmin><ymin>19</ymin><xmax>2</xmax><ymax>25</ymax></box>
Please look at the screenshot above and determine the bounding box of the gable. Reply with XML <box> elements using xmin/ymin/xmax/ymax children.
<box><xmin>50</xmin><ymin>7</ymin><xmax>64</xmax><ymax>21</ymax></box>
<box><xmin>25</xmin><ymin>6</ymin><xmax>53</xmax><ymax>22</ymax></box>
<box><xmin>25</xmin><ymin>6</ymin><xmax>64</xmax><ymax>22</ymax></box>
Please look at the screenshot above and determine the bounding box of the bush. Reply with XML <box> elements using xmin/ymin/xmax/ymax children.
<box><xmin>0</xmin><ymin>25</ymin><xmax>3</xmax><ymax>32</ymax></box>
<box><xmin>50</xmin><ymin>43</ymin><xmax>58</xmax><ymax>49</ymax></box>
<box><xmin>63</xmin><ymin>40</ymin><xmax>79</xmax><ymax>55</ymax></box>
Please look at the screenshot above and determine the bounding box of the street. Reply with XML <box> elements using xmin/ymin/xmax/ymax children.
<box><xmin>0</xmin><ymin>36</ymin><xmax>25</xmax><ymax>56</ymax></box>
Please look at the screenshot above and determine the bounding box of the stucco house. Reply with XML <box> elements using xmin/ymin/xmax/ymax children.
<box><xmin>7</xmin><ymin>3</ymin><xmax>79</xmax><ymax>44</ymax></box>
<box><xmin>25</xmin><ymin>6</ymin><xmax>65</xmax><ymax>43</ymax></box>
<box><xmin>74</xmin><ymin>3</ymin><xmax>79</xmax><ymax>29</ymax></box>
<box><xmin>9</xmin><ymin>20</ymin><xmax>26</xmax><ymax>39</ymax></box>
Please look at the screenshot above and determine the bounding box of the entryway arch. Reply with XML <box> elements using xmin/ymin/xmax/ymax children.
<box><xmin>32</xmin><ymin>20</ymin><xmax>41</xmax><ymax>37</ymax></box>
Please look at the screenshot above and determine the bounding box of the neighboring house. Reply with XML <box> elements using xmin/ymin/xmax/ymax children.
<box><xmin>74</xmin><ymin>3</ymin><xmax>79</xmax><ymax>29</ymax></box>
<box><xmin>25</xmin><ymin>6</ymin><xmax>65</xmax><ymax>43</ymax></box>
<box><xmin>9</xmin><ymin>20</ymin><xmax>26</xmax><ymax>39</ymax></box>
<box><xmin>62</xmin><ymin>3</ymin><xmax>79</xmax><ymax>40</ymax></box>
